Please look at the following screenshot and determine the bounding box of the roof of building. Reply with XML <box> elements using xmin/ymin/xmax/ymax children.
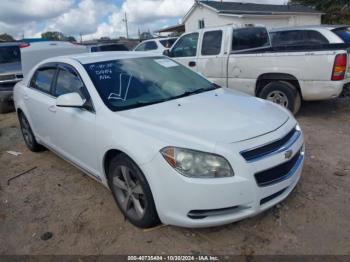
<box><xmin>200</xmin><ymin>1</ymin><xmax>321</xmax><ymax>14</ymax></box>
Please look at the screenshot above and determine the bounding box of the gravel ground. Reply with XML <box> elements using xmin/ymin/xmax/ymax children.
<box><xmin>0</xmin><ymin>98</ymin><xmax>350</xmax><ymax>255</ymax></box>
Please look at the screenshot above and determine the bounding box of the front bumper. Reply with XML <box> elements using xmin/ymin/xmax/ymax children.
<box><xmin>142</xmin><ymin>121</ymin><xmax>304</xmax><ymax>228</ymax></box>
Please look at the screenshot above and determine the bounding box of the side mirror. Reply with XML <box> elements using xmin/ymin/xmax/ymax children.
<box><xmin>56</xmin><ymin>92</ymin><xmax>85</xmax><ymax>108</ymax></box>
<box><xmin>163</xmin><ymin>49</ymin><xmax>173</xmax><ymax>57</ymax></box>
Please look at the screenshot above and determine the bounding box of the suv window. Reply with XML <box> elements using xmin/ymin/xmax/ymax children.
<box><xmin>333</xmin><ymin>27</ymin><xmax>350</xmax><ymax>43</ymax></box>
<box><xmin>135</xmin><ymin>42</ymin><xmax>146</xmax><ymax>51</ymax></box>
<box><xmin>145</xmin><ymin>41</ymin><xmax>158</xmax><ymax>50</ymax></box>
<box><xmin>270</xmin><ymin>30</ymin><xmax>329</xmax><ymax>46</ymax></box>
<box><xmin>201</xmin><ymin>30</ymin><xmax>222</xmax><ymax>56</ymax></box>
<box><xmin>232</xmin><ymin>27</ymin><xmax>270</xmax><ymax>51</ymax></box>
<box><xmin>54</xmin><ymin>68</ymin><xmax>85</xmax><ymax>97</ymax></box>
<box><xmin>172</xmin><ymin>33</ymin><xmax>199</xmax><ymax>57</ymax></box>
<box><xmin>30</xmin><ymin>68</ymin><xmax>56</xmax><ymax>94</ymax></box>
<box><xmin>0</xmin><ymin>46</ymin><xmax>21</xmax><ymax>64</ymax></box>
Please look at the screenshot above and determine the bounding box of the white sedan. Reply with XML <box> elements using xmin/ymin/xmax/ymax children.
<box><xmin>14</xmin><ymin>52</ymin><xmax>305</xmax><ymax>228</ymax></box>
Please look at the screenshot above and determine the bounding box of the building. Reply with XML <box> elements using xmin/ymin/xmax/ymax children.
<box><xmin>182</xmin><ymin>1</ymin><xmax>323</xmax><ymax>32</ymax></box>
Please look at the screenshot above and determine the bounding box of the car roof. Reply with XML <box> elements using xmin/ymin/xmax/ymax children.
<box><xmin>270</xmin><ymin>25</ymin><xmax>350</xmax><ymax>32</ymax></box>
<box><xmin>48</xmin><ymin>51</ymin><xmax>162</xmax><ymax>65</ymax></box>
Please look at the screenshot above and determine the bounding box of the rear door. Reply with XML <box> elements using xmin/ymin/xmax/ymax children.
<box><xmin>25</xmin><ymin>65</ymin><xmax>57</xmax><ymax>145</ymax></box>
<box><xmin>170</xmin><ymin>32</ymin><xmax>199</xmax><ymax>71</ymax></box>
<box><xmin>197</xmin><ymin>29</ymin><xmax>226</xmax><ymax>86</ymax></box>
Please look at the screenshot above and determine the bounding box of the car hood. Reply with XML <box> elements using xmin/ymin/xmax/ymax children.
<box><xmin>118</xmin><ymin>88</ymin><xmax>289</xmax><ymax>145</ymax></box>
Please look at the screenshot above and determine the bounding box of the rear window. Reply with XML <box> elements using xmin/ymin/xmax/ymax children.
<box><xmin>333</xmin><ymin>27</ymin><xmax>350</xmax><ymax>43</ymax></box>
<box><xmin>0</xmin><ymin>46</ymin><xmax>21</xmax><ymax>64</ymax></box>
<box><xmin>232</xmin><ymin>27</ymin><xmax>270</xmax><ymax>51</ymax></box>
<box><xmin>159</xmin><ymin>38</ymin><xmax>177</xmax><ymax>48</ymax></box>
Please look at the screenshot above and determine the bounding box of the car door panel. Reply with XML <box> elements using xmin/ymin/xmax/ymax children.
<box><xmin>170</xmin><ymin>33</ymin><xmax>199</xmax><ymax>71</ymax></box>
<box><xmin>50</xmin><ymin>66</ymin><xmax>99</xmax><ymax>176</ymax></box>
<box><xmin>24</xmin><ymin>67</ymin><xmax>57</xmax><ymax>146</ymax></box>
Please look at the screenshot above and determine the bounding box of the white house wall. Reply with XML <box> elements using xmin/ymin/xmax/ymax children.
<box><xmin>184</xmin><ymin>5</ymin><xmax>322</xmax><ymax>32</ymax></box>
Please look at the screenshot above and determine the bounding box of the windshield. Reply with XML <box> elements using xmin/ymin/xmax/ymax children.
<box><xmin>333</xmin><ymin>27</ymin><xmax>350</xmax><ymax>43</ymax></box>
<box><xmin>0</xmin><ymin>46</ymin><xmax>21</xmax><ymax>64</ymax></box>
<box><xmin>84</xmin><ymin>57</ymin><xmax>220</xmax><ymax>111</ymax></box>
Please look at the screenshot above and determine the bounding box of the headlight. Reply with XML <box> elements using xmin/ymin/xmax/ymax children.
<box><xmin>160</xmin><ymin>147</ymin><xmax>234</xmax><ymax>178</ymax></box>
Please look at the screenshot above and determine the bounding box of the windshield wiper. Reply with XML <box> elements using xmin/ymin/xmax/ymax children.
<box><xmin>119</xmin><ymin>85</ymin><xmax>222</xmax><ymax>111</ymax></box>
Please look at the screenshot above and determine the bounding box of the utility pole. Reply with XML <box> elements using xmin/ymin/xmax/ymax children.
<box><xmin>79</xmin><ymin>33</ymin><xmax>83</xmax><ymax>43</ymax></box>
<box><xmin>123</xmin><ymin>12</ymin><xmax>129</xmax><ymax>39</ymax></box>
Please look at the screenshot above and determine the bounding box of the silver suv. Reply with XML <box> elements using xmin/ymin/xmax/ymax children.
<box><xmin>0</xmin><ymin>42</ymin><xmax>23</xmax><ymax>113</ymax></box>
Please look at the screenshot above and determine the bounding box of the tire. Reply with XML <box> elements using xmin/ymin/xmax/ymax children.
<box><xmin>0</xmin><ymin>100</ymin><xmax>14</xmax><ymax>114</ymax></box>
<box><xmin>108</xmin><ymin>154</ymin><xmax>160</xmax><ymax>228</ymax></box>
<box><xmin>18</xmin><ymin>112</ymin><xmax>46</xmax><ymax>152</ymax></box>
<box><xmin>259</xmin><ymin>81</ymin><xmax>301</xmax><ymax>115</ymax></box>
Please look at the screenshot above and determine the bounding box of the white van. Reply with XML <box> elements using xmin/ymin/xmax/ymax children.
<box><xmin>21</xmin><ymin>41</ymin><xmax>88</xmax><ymax>77</ymax></box>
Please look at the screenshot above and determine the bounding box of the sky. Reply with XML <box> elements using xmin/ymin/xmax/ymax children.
<box><xmin>0</xmin><ymin>0</ymin><xmax>287</xmax><ymax>40</ymax></box>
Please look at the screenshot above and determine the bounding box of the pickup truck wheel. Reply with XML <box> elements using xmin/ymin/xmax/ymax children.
<box><xmin>18</xmin><ymin>113</ymin><xmax>46</xmax><ymax>152</ymax></box>
<box><xmin>108</xmin><ymin>154</ymin><xmax>160</xmax><ymax>228</ymax></box>
<box><xmin>259</xmin><ymin>81</ymin><xmax>301</xmax><ymax>115</ymax></box>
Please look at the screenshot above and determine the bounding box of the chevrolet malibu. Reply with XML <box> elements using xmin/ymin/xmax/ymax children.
<box><xmin>14</xmin><ymin>52</ymin><xmax>305</xmax><ymax>228</ymax></box>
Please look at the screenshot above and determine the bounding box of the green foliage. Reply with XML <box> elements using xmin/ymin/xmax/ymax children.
<box><xmin>0</xmin><ymin>33</ymin><xmax>15</xmax><ymax>42</ymax></box>
<box><xmin>41</xmin><ymin>31</ymin><xmax>65</xmax><ymax>41</ymax></box>
<box><xmin>41</xmin><ymin>32</ymin><xmax>76</xmax><ymax>42</ymax></box>
<box><xmin>291</xmin><ymin>0</ymin><xmax>350</xmax><ymax>24</ymax></box>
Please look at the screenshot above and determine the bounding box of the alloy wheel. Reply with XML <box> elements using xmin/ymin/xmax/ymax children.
<box><xmin>112</xmin><ymin>165</ymin><xmax>146</xmax><ymax>220</ymax></box>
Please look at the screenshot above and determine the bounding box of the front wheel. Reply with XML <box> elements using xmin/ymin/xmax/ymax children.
<box><xmin>259</xmin><ymin>81</ymin><xmax>301</xmax><ymax>115</ymax></box>
<box><xmin>108</xmin><ymin>154</ymin><xmax>160</xmax><ymax>228</ymax></box>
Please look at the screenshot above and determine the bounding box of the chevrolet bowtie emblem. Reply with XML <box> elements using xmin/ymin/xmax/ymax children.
<box><xmin>284</xmin><ymin>150</ymin><xmax>293</xmax><ymax>160</ymax></box>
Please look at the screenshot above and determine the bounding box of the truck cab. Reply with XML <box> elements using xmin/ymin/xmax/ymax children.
<box><xmin>166</xmin><ymin>24</ymin><xmax>350</xmax><ymax>114</ymax></box>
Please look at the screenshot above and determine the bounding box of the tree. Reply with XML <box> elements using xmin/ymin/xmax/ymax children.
<box><xmin>41</xmin><ymin>31</ymin><xmax>65</xmax><ymax>41</ymax></box>
<box><xmin>67</xmin><ymin>36</ymin><xmax>77</xmax><ymax>42</ymax></box>
<box><xmin>0</xmin><ymin>33</ymin><xmax>15</xmax><ymax>42</ymax></box>
<box><xmin>290</xmin><ymin>0</ymin><xmax>350</xmax><ymax>24</ymax></box>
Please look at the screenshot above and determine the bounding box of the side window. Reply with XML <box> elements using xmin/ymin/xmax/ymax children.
<box><xmin>270</xmin><ymin>30</ymin><xmax>304</xmax><ymax>46</ymax></box>
<box><xmin>305</xmin><ymin>30</ymin><xmax>329</xmax><ymax>45</ymax></box>
<box><xmin>232</xmin><ymin>27</ymin><xmax>270</xmax><ymax>51</ymax></box>
<box><xmin>201</xmin><ymin>30</ymin><xmax>222</xmax><ymax>56</ymax></box>
<box><xmin>135</xmin><ymin>43</ymin><xmax>146</xmax><ymax>51</ymax></box>
<box><xmin>171</xmin><ymin>33</ymin><xmax>199</xmax><ymax>57</ymax></box>
<box><xmin>144</xmin><ymin>41</ymin><xmax>158</xmax><ymax>50</ymax></box>
<box><xmin>30</xmin><ymin>68</ymin><xmax>56</xmax><ymax>94</ymax></box>
<box><xmin>54</xmin><ymin>68</ymin><xmax>84</xmax><ymax>97</ymax></box>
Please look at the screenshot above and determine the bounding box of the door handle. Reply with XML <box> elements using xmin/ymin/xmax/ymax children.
<box><xmin>188</xmin><ymin>61</ymin><xmax>196</xmax><ymax>67</ymax></box>
<box><xmin>48</xmin><ymin>105</ymin><xmax>56</xmax><ymax>113</ymax></box>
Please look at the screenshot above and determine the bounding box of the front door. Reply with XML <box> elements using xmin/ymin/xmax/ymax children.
<box><xmin>170</xmin><ymin>32</ymin><xmax>199</xmax><ymax>72</ymax></box>
<box><xmin>50</xmin><ymin>64</ymin><xmax>99</xmax><ymax>177</ymax></box>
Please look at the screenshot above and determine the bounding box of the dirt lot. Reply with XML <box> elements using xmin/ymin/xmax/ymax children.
<box><xmin>0</xmin><ymin>98</ymin><xmax>350</xmax><ymax>255</ymax></box>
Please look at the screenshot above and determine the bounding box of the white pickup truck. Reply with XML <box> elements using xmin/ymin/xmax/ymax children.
<box><xmin>164</xmin><ymin>25</ymin><xmax>350</xmax><ymax>114</ymax></box>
